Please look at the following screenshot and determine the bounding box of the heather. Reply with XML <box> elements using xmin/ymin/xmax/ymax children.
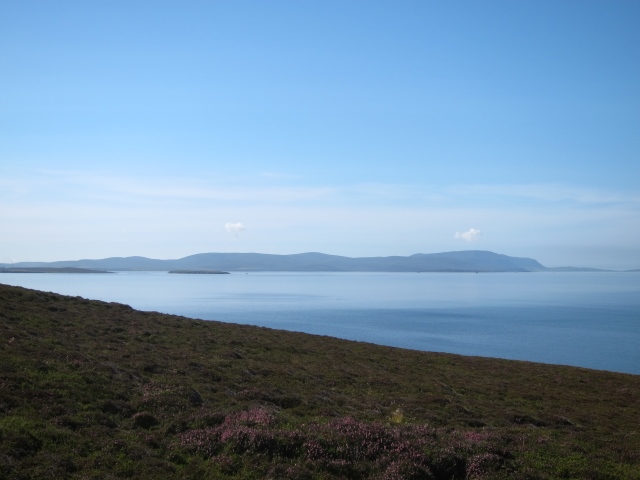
<box><xmin>1</xmin><ymin>284</ymin><xmax>639</xmax><ymax>479</ymax></box>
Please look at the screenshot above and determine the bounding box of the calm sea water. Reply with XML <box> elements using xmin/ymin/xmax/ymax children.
<box><xmin>1</xmin><ymin>271</ymin><xmax>638</xmax><ymax>374</ymax></box>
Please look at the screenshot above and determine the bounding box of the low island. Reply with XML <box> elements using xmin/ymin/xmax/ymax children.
<box><xmin>168</xmin><ymin>270</ymin><xmax>230</xmax><ymax>274</ymax></box>
<box><xmin>0</xmin><ymin>267</ymin><xmax>110</xmax><ymax>274</ymax></box>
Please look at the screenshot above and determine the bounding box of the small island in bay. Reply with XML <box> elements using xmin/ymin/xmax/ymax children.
<box><xmin>168</xmin><ymin>269</ymin><xmax>230</xmax><ymax>274</ymax></box>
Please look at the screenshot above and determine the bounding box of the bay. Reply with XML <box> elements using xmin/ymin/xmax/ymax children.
<box><xmin>1</xmin><ymin>271</ymin><xmax>638</xmax><ymax>374</ymax></box>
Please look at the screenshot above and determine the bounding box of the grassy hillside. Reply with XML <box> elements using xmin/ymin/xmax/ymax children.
<box><xmin>1</xmin><ymin>283</ymin><xmax>638</xmax><ymax>479</ymax></box>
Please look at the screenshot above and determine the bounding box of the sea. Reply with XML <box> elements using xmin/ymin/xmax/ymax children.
<box><xmin>1</xmin><ymin>271</ymin><xmax>638</xmax><ymax>375</ymax></box>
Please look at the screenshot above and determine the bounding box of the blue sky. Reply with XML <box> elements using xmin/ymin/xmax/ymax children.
<box><xmin>1</xmin><ymin>1</ymin><xmax>639</xmax><ymax>269</ymax></box>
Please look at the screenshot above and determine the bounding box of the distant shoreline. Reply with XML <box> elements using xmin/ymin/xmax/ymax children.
<box><xmin>0</xmin><ymin>267</ymin><xmax>110</xmax><ymax>274</ymax></box>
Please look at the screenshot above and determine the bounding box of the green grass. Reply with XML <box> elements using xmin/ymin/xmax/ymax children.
<box><xmin>1</xmin><ymin>283</ymin><xmax>639</xmax><ymax>479</ymax></box>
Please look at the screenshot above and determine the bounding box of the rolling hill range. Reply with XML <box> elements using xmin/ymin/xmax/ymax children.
<box><xmin>3</xmin><ymin>250</ymin><xmax>556</xmax><ymax>272</ymax></box>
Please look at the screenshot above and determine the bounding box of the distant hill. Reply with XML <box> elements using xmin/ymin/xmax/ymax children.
<box><xmin>3</xmin><ymin>250</ymin><xmax>552</xmax><ymax>272</ymax></box>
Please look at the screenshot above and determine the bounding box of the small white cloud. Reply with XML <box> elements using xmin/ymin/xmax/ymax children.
<box><xmin>225</xmin><ymin>222</ymin><xmax>246</xmax><ymax>237</ymax></box>
<box><xmin>454</xmin><ymin>228</ymin><xmax>482</xmax><ymax>242</ymax></box>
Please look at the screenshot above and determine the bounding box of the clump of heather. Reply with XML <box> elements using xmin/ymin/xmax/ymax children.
<box><xmin>177</xmin><ymin>410</ymin><xmax>511</xmax><ymax>478</ymax></box>
<box><xmin>227</xmin><ymin>407</ymin><xmax>275</xmax><ymax>427</ymax></box>
<box><xmin>177</xmin><ymin>407</ymin><xmax>304</xmax><ymax>460</ymax></box>
<box><xmin>466</xmin><ymin>453</ymin><xmax>503</xmax><ymax>479</ymax></box>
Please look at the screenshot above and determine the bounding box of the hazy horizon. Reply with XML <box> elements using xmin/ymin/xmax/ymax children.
<box><xmin>2</xmin><ymin>2</ymin><xmax>639</xmax><ymax>270</ymax></box>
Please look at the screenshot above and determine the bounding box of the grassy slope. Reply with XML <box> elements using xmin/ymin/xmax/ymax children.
<box><xmin>0</xmin><ymin>284</ymin><xmax>638</xmax><ymax>479</ymax></box>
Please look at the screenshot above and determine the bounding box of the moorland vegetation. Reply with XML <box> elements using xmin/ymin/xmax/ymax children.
<box><xmin>1</xmin><ymin>283</ymin><xmax>638</xmax><ymax>479</ymax></box>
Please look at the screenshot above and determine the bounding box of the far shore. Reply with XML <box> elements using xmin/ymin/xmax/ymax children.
<box><xmin>0</xmin><ymin>267</ymin><xmax>110</xmax><ymax>274</ymax></box>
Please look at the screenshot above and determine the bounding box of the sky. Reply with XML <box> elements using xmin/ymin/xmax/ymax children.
<box><xmin>1</xmin><ymin>1</ymin><xmax>639</xmax><ymax>270</ymax></box>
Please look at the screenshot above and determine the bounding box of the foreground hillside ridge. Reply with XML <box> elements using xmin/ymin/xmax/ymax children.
<box><xmin>0</xmin><ymin>250</ymin><xmax>572</xmax><ymax>272</ymax></box>
<box><xmin>1</xmin><ymin>283</ymin><xmax>638</xmax><ymax>479</ymax></box>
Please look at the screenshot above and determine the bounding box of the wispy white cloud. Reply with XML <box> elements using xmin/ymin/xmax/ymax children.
<box><xmin>454</xmin><ymin>228</ymin><xmax>482</xmax><ymax>242</ymax></box>
<box><xmin>340</xmin><ymin>183</ymin><xmax>448</xmax><ymax>202</ymax></box>
<box><xmin>260</xmin><ymin>171</ymin><xmax>301</xmax><ymax>180</ymax></box>
<box><xmin>27</xmin><ymin>170</ymin><xmax>640</xmax><ymax>210</ymax></box>
<box><xmin>33</xmin><ymin>169</ymin><xmax>335</xmax><ymax>204</ymax></box>
<box><xmin>446</xmin><ymin>183</ymin><xmax>638</xmax><ymax>206</ymax></box>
